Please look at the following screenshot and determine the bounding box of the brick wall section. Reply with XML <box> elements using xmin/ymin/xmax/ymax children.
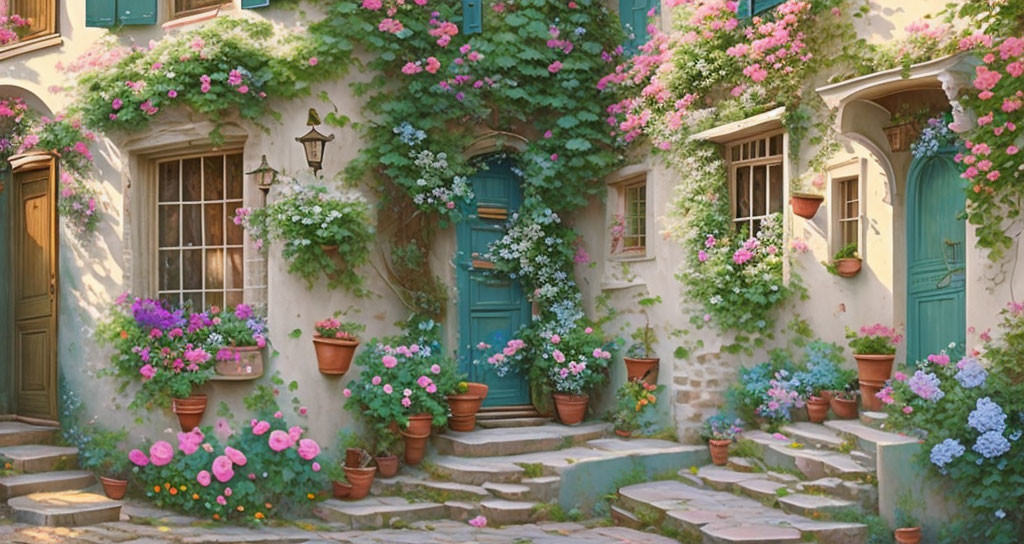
<box><xmin>672</xmin><ymin>351</ymin><xmax>745</xmax><ymax>443</ymax></box>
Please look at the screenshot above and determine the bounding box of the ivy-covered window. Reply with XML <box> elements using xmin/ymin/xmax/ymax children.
<box><xmin>2</xmin><ymin>0</ymin><xmax>57</xmax><ymax>51</ymax></box>
<box><xmin>157</xmin><ymin>152</ymin><xmax>246</xmax><ymax>308</ymax></box>
<box><xmin>619</xmin><ymin>0</ymin><xmax>657</xmax><ymax>55</ymax></box>
<box><xmin>728</xmin><ymin>133</ymin><xmax>783</xmax><ymax>235</ymax></box>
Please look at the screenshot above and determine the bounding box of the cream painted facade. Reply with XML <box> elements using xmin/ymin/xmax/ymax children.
<box><xmin>1</xmin><ymin>1</ymin><xmax>1021</xmax><ymax>446</ymax></box>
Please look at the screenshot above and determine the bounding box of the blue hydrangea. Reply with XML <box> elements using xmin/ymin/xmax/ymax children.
<box><xmin>930</xmin><ymin>438</ymin><xmax>965</xmax><ymax>468</ymax></box>
<box><xmin>908</xmin><ymin>370</ymin><xmax>944</xmax><ymax>401</ymax></box>
<box><xmin>954</xmin><ymin>357</ymin><xmax>987</xmax><ymax>388</ymax></box>
<box><xmin>973</xmin><ymin>430</ymin><xmax>1011</xmax><ymax>459</ymax></box>
<box><xmin>995</xmin><ymin>509</ymin><xmax>1006</xmax><ymax>519</ymax></box>
<box><xmin>968</xmin><ymin>397</ymin><xmax>1007</xmax><ymax>434</ymax></box>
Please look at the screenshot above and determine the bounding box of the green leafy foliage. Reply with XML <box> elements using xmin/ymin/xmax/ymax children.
<box><xmin>612</xmin><ymin>380</ymin><xmax>664</xmax><ymax>433</ymax></box>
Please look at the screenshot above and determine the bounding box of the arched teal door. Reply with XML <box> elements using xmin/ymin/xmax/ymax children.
<box><xmin>456</xmin><ymin>158</ymin><xmax>531</xmax><ymax>407</ymax></box>
<box><xmin>906</xmin><ymin>150</ymin><xmax>966</xmax><ymax>363</ymax></box>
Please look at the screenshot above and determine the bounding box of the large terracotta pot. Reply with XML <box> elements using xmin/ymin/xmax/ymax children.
<box><xmin>99</xmin><ymin>476</ymin><xmax>127</xmax><ymax>500</ymax></box>
<box><xmin>343</xmin><ymin>466</ymin><xmax>376</xmax><ymax>500</ymax></box>
<box><xmin>375</xmin><ymin>454</ymin><xmax>399</xmax><ymax>478</ymax></box>
<box><xmin>312</xmin><ymin>335</ymin><xmax>359</xmax><ymax>375</ymax></box>
<box><xmin>552</xmin><ymin>393</ymin><xmax>589</xmax><ymax>426</ymax></box>
<box><xmin>836</xmin><ymin>258</ymin><xmax>862</xmax><ymax>278</ymax></box>
<box><xmin>172</xmin><ymin>394</ymin><xmax>207</xmax><ymax>431</ymax></box>
<box><xmin>806</xmin><ymin>396</ymin><xmax>830</xmax><ymax>423</ymax></box>
<box><xmin>790</xmin><ymin>193</ymin><xmax>824</xmax><ymax>219</ymax></box>
<box><xmin>448</xmin><ymin>414</ymin><xmax>476</xmax><ymax>432</ymax></box>
<box><xmin>623</xmin><ymin>357</ymin><xmax>659</xmax><ymax>383</ymax></box>
<box><xmin>855</xmin><ymin>354</ymin><xmax>894</xmax><ymax>411</ymax></box>
<box><xmin>830</xmin><ymin>396</ymin><xmax>859</xmax><ymax>419</ymax></box>
<box><xmin>465</xmin><ymin>382</ymin><xmax>489</xmax><ymax>413</ymax></box>
<box><xmin>447</xmin><ymin>392</ymin><xmax>482</xmax><ymax>432</ymax></box>
<box><xmin>708</xmin><ymin>439</ymin><xmax>731</xmax><ymax>466</ymax></box>
<box><xmin>332</xmin><ymin>480</ymin><xmax>352</xmax><ymax>499</ymax></box>
<box><xmin>894</xmin><ymin>527</ymin><xmax>922</xmax><ymax>544</ymax></box>
<box><xmin>405</xmin><ymin>413</ymin><xmax>433</xmax><ymax>436</ymax></box>
<box><xmin>213</xmin><ymin>345</ymin><xmax>264</xmax><ymax>379</ymax></box>
<box><xmin>400</xmin><ymin>431</ymin><xmax>430</xmax><ymax>465</ymax></box>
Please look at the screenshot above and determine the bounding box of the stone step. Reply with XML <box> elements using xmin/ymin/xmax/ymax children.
<box><xmin>726</xmin><ymin>457</ymin><xmax>762</xmax><ymax>473</ymax></box>
<box><xmin>479</xmin><ymin>499</ymin><xmax>539</xmax><ymax>525</ymax></box>
<box><xmin>0</xmin><ymin>422</ymin><xmax>57</xmax><ymax>447</ymax></box>
<box><xmin>616</xmin><ymin>480</ymin><xmax>867</xmax><ymax>544</ymax></box>
<box><xmin>823</xmin><ymin>420</ymin><xmax>918</xmax><ymax>457</ymax></box>
<box><xmin>477</xmin><ymin>417</ymin><xmax>552</xmax><ymax>429</ymax></box>
<box><xmin>859</xmin><ymin>411</ymin><xmax>887</xmax><ymax>429</ymax></box>
<box><xmin>313</xmin><ymin>496</ymin><xmax>448</xmax><ymax>529</ymax></box>
<box><xmin>433</xmin><ymin>422</ymin><xmax>610</xmax><ymax>457</ymax></box>
<box><xmin>739</xmin><ymin>432</ymin><xmax>872</xmax><ymax>481</ymax></box>
<box><xmin>0</xmin><ymin>445</ymin><xmax>79</xmax><ymax>473</ymax></box>
<box><xmin>796</xmin><ymin>477</ymin><xmax>879</xmax><ymax>512</ymax></box>
<box><xmin>476</xmin><ymin>407</ymin><xmax>542</xmax><ymax>420</ymax></box>
<box><xmin>521</xmin><ymin>476</ymin><xmax>561</xmax><ymax>502</ymax></box>
<box><xmin>372</xmin><ymin>475</ymin><xmax>490</xmax><ymax>502</ymax></box>
<box><xmin>777</xmin><ymin>492</ymin><xmax>859</xmax><ymax>517</ymax></box>
<box><xmin>482</xmin><ymin>481</ymin><xmax>533</xmax><ymax>501</ymax></box>
<box><xmin>8</xmin><ymin>490</ymin><xmax>121</xmax><ymax>526</ymax></box>
<box><xmin>430</xmin><ymin>456</ymin><xmax>525</xmax><ymax>485</ymax></box>
<box><xmin>780</xmin><ymin>422</ymin><xmax>847</xmax><ymax>450</ymax></box>
<box><xmin>0</xmin><ymin>470</ymin><xmax>96</xmax><ymax>500</ymax></box>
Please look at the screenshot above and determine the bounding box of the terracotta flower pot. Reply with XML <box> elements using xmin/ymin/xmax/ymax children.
<box><xmin>447</xmin><ymin>392</ymin><xmax>482</xmax><ymax>432</ymax></box>
<box><xmin>375</xmin><ymin>454</ymin><xmax>399</xmax><ymax>478</ymax></box>
<box><xmin>99</xmin><ymin>476</ymin><xmax>127</xmax><ymax>500</ymax></box>
<box><xmin>213</xmin><ymin>345</ymin><xmax>264</xmax><ymax>379</ymax></box>
<box><xmin>894</xmin><ymin>527</ymin><xmax>922</xmax><ymax>544</ymax></box>
<box><xmin>836</xmin><ymin>257</ymin><xmax>862</xmax><ymax>278</ymax></box>
<box><xmin>405</xmin><ymin>413</ymin><xmax>433</xmax><ymax>436</ymax></box>
<box><xmin>345</xmin><ymin>448</ymin><xmax>364</xmax><ymax>469</ymax></box>
<box><xmin>614</xmin><ymin>429</ymin><xmax>632</xmax><ymax>438</ymax></box>
<box><xmin>790</xmin><ymin>193</ymin><xmax>824</xmax><ymax>219</ymax></box>
<box><xmin>855</xmin><ymin>354</ymin><xmax>894</xmax><ymax>412</ymax></box>
<box><xmin>465</xmin><ymin>382</ymin><xmax>489</xmax><ymax>413</ymax></box>
<box><xmin>343</xmin><ymin>466</ymin><xmax>376</xmax><ymax>500</ymax></box>
<box><xmin>820</xmin><ymin>390</ymin><xmax>834</xmax><ymax>403</ymax></box>
<box><xmin>552</xmin><ymin>393</ymin><xmax>589</xmax><ymax>426</ymax></box>
<box><xmin>171</xmin><ymin>394</ymin><xmax>207</xmax><ymax>431</ymax></box>
<box><xmin>806</xmin><ymin>396</ymin><xmax>830</xmax><ymax>423</ymax></box>
<box><xmin>448</xmin><ymin>414</ymin><xmax>476</xmax><ymax>432</ymax></box>
<box><xmin>332</xmin><ymin>480</ymin><xmax>352</xmax><ymax>499</ymax></box>
<box><xmin>400</xmin><ymin>430</ymin><xmax>430</xmax><ymax>465</ymax></box>
<box><xmin>312</xmin><ymin>335</ymin><xmax>359</xmax><ymax>375</ymax></box>
<box><xmin>623</xmin><ymin>357</ymin><xmax>659</xmax><ymax>383</ymax></box>
<box><xmin>708</xmin><ymin>439</ymin><xmax>731</xmax><ymax>466</ymax></box>
<box><xmin>830</xmin><ymin>396</ymin><xmax>859</xmax><ymax>419</ymax></box>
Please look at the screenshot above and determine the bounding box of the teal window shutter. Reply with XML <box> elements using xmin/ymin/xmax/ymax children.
<box><xmin>117</xmin><ymin>0</ymin><xmax>157</xmax><ymax>25</ymax></box>
<box><xmin>462</xmin><ymin>0</ymin><xmax>481</xmax><ymax>35</ymax></box>
<box><xmin>741</xmin><ymin>0</ymin><xmax>785</xmax><ymax>18</ymax></box>
<box><xmin>86</xmin><ymin>0</ymin><xmax>117</xmax><ymax>27</ymax></box>
<box><xmin>242</xmin><ymin>0</ymin><xmax>271</xmax><ymax>8</ymax></box>
<box><xmin>620</xmin><ymin>0</ymin><xmax>657</xmax><ymax>55</ymax></box>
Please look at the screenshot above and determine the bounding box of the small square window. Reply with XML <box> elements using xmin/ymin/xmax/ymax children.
<box><xmin>727</xmin><ymin>132</ymin><xmax>784</xmax><ymax>236</ymax></box>
<box><xmin>172</xmin><ymin>0</ymin><xmax>223</xmax><ymax>19</ymax></box>
<box><xmin>835</xmin><ymin>176</ymin><xmax>859</xmax><ymax>250</ymax></box>
<box><xmin>2</xmin><ymin>0</ymin><xmax>57</xmax><ymax>51</ymax></box>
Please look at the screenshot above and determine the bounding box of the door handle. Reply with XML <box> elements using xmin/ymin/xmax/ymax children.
<box><xmin>49</xmin><ymin>274</ymin><xmax>56</xmax><ymax>297</ymax></box>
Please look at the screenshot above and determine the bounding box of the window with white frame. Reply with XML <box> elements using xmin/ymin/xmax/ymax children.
<box><xmin>727</xmin><ymin>132</ymin><xmax>783</xmax><ymax>235</ymax></box>
<box><xmin>622</xmin><ymin>180</ymin><xmax>646</xmax><ymax>251</ymax></box>
<box><xmin>835</xmin><ymin>176</ymin><xmax>859</xmax><ymax>249</ymax></box>
<box><xmin>156</xmin><ymin>152</ymin><xmax>245</xmax><ymax>309</ymax></box>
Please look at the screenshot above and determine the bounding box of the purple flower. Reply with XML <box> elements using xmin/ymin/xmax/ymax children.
<box><xmin>131</xmin><ymin>298</ymin><xmax>184</xmax><ymax>330</ymax></box>
<box><xmin>234</xmin><ymin>303</ymin><xmax>253</xmax><ymax>320</ymax></box>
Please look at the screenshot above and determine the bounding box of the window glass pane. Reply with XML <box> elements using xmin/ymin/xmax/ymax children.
<box><xmin>205</xmin><ymin>248</ymin><xmax>224</xmax><ymax>290</ymax></box>
<box><xmin>226</xmin><ymin>154</ymin><xmax>244</xmax><ymax>199</ymax></box>
<box><xmin>182</xmin><ymin>249</ymin><xmax>203</xmax><ymax>290</ymax></box>
<box><xmin>158</xmin><ymin>161</ymin><xmax>179</xmax><ymax>202</ymax></box>
<box><xmin>752</xmin><ymin>165</ymin><xmax>767</xmax><ymax>216</ymax></box>
<box><xmin>206</xmin><ymin>291</ymin><xmax>224</xmax><ymax>309</ymax></box>
<box><xmin>226</xmin><ymin>201</ymin><xmax>244</xmax><ymax>245</ymax></box>
<box><xmin>769</xmin><ymin>135</ymin><xmax>781</xmax><ymax>156</ymax></box>
<box><xmin>10</xmin><ymin>0</ymin><xmax>51</xmax><ymax>38</ymax></box>
<box><xmin>227</xmin><ymin>248</ymin><xmax>243</xmax><ymax>289</ymax></box>
<box><xmin>159</xmin><ymin>205</ymin><xmax>179</xmax><ymax>247</ymax></box>
<box><xmin>160</xmin><ymin>293</ymin><xmax>181</xmax><ymax>306</ymax></box>
<box><xmin>758</xmin><ymin>138</ymin><xmax>766</xmax><ymax>157</ymax></box>
<box><xmin>175</xmin><ymin>0</ymin><xmax>222</xmax><ymax>14</ymax></box>
<box><xmin>159</xmin><ymin>250</ymin><xmax>180</xmax><ymax>291</ymax></box>
<box><xmin>182</xmin><ymin>292</ymin><xmax>203</xmax><ymax>311</ymax></box>
<box><xmin>226</xmin><ymin>291</ymin><xmax>243</xmax><ymax>308</ymax></box>
<box><xmin>769</xmin><ymin>164</ymin><xmax>783</xmax><ymax>213</ymax></box>
<box><xmin>203</xmin><ymin>156</ymin><xmax>224</xmax><ymax>200</ymax></box>
<box><xmin>731</xmin><ymin>145</ymin><xmax>740</xmax><ymax>162</ymax></box>
<box><xmin>181</xmin><ymin>204</ymin><xmax>202</xmax><ymax>247</ymax></box>
<box><xmin>735</xmin><ymin>167</ymin><xmax>750</xmax><ymax>219</ymax></box>
<box><xmin>842</xmin><ymin>221</ymin><xmax>857</xmax><ymax>247</ymax></box>
<box><xmin>182</xmin><ymin>158</ymin><xmax>202</xmax><ymax>201</ymax></box>
<box><xmin>204</xmin><ymin>203</ymin><xmax>224</xmax><ymax>246</ymax></box>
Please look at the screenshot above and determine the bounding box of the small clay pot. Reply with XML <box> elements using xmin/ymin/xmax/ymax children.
<box><xmin>312</xmin><ymin>336</ymin><xmax>359</xmax><ymax>375</ymax></box>
<box><xmin>614</xmin><ymin>429</ymin><xmax>632</xmax><ymax>438</ymax></box>
<box><xmin>99</xmin><ymin>476</ymin><xmax>127</xmax><ymax>500</ymax></box>
<box><xmin>623</xmin><ymin>357</ymin><xmax>659</xmax><ymax>383</ymax></box>
<box><xmin>332</xmin><ymin>480</ymin><xmax>352</xmax><ymax>499</ymax></box>
<box><xmin>375</xmin><ymin>454</ymin><xmax>399</xmax><ymax>478</ymax></box>
<box><xmin>806</xmin><ymin>396</ymin><xmax>830</xmax><ymax>423</ymax></box>
<box><xmin>465</xmin><ymin>382</ymin><xmax>489</xmax><ymax>413</ymax></box>
<box><xmin>836</xmin><ymin>257</ymin><xmax>862</xmax><ymax>278</ymax></box>
<box><xmin>856</xmin><ymin>354</ymin><xmax>894</xmax><ymax>411</ymax></box>
<box><xmin>709</xmin><ymin>439</ymin><xmax>731</xmax><ymax>466</ymax></box>
<box><xmin>405</xmin><ymin>413</ymin><xmax>433</xmax><ymax>436</ymax></box>
<box><xmin>830</xmin><ymin>396</ymin><xmax>859</xmax><ymax>419</ymax></box>
<box><xmin>400</xmin><ymin>430</ymin><xmax>430</xmax><ymax>465</ymax></box>
<box><xmin>171</xmin><ymin>394</ymin><xmax>207</xmax><ymax>431</ymax></box>
<box><xmin>552</xmin><ymin>393</ymin><xmax>589</xmax><ymax>426</ymax></box>
<box><xmin>894</xmin><ymin>527</ymin><xmax>922</xmax><ymax>544</ymax></box>
<box><xmin>448</xmin><ymin>414</ymin><xmax>476</xmax><ymax>432</ymax></box>
<box><xmin>343</xmin><ymin>466</ymin><xmax>376</xmax><ymax>500</ymax></box>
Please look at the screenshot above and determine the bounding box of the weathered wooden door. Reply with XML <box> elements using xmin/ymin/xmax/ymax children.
<box><xmin>11</xmin><ymin>159</ymin><xmax>58</xmax><ymax>421</ymax></box>
<box><xmin>456</xmin><ymin>158</ymin><xmax>531</xmax><ymax>407</ymax></box>
<box><xmin>906</xmin><ymin>151</ymin><xmax>965</xmax><ymax>364</ymax></box>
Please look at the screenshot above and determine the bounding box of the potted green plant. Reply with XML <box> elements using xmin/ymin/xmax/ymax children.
<box><xmin>793</xmin><ymin>345</ymin><xmax>855</xmax><ymax>423</ymax></box>
<box><xmin>371</xmin><ymin>422</ymin><xmax>400</xmax><ymax>478</ymax></box>
<box><xmin>829</xmin><ymin>379</ymin><xmax>860</xmax><ymax>419</ymax></box>
<box><xmin>847</xmin><ymin>324</ymin><xmax>900</xmax><ymax>411</ymax></box>
<box><xmin>326</xmin><ymin>462</ymin><xmax>352</xmax><ymax>499</ymax></box>
<box><xmin>893</xmin><ymin>492</ymin><xmax>922</xmax><ymax>544</ymax></box>
<box><xmin>210</xmin><ymin>304</ymin><xmax>268</xmax><ymax>380</ymax></box>
<box><xmin>543</xmin><ymin>323</ymin><xmax>616</xmax><ymax>426</ymax></box>
<box><xmin>623</xmin><ymin>295</ymin><xmax>661</xmax><ymax>383</ymax></box>
<box><xmin>446</xmin><ymin>380</ymin><xmax>489</xmax><ymax>432</ymax></box>
<box><xmin>79</xmin><ymin>428</ymin><xmax>131</xmax><ymax>500</ymax></box>
<box><xmin>612</xmin><ymin>380</ymin><xmax>664</xmax><ymax>438</ymax></box>
<box><xmin>825</xmin><ymin>243</ymin><xmax>861</xmax><ymax>277</ymax></box>
<box><xmin>700</xmin><ymin>414</ymin><xmax>742</xmax><ymax>466</ymax></box>
<box><xmin>312</xmin><ymin>317</ymin><xmax>365</xmax><ymax>375</ymax></box>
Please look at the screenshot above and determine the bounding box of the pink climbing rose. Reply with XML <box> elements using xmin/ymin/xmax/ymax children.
<box><xmin>212</xmin><ymin>455</ymin><xmax>234</xmax><ymax>482</ymax></box>
<box><xmin>268</xmin><ymin>430</ymin><xmax>294</xmax><ymax>452</ymax></box>
<box><xmin>128</xmin><ymin>449</ymin><xmax>149</xmax><ymax>467</ymax></box>
<box><xmin>196</xmin><ymin>470</ymin><xmax>212</xmax><ymax>487</ymax></box>
<box><xmin>224</xmin><ymin>446</ymin><xmax>247</xmax><ymax>466</ymax></box>
<box><xmin>297</xmin><ymin>438</ymin><xmax>321</xmax><ymax>460</ymax></box>
<box><xmin>149</xmin><ymin>441</ymin><xmax>174</xmax><ymax>467</ymax></box>
<box><xmin>252</xmin><ymin>420</ymin><xmax>270</xmax><ymax>436</ymax></box>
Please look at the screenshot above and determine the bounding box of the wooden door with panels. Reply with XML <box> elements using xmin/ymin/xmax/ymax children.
<box><xmin>10</xmin><ymin>155</ymin><xmax>59</xmax><ymax>422</ymax></box>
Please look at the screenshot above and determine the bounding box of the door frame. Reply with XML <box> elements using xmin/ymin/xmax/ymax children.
<box><xmin>904</xmin><ymin>147</ymin><xmax>966</xmax><ymax>364</ymax></box>
<box><xmin>8</xmin><ymin>152</ymin><xmax>59</xmax><ymax>425</ymax></box>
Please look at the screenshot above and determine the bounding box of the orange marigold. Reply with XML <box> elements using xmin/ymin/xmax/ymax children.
<box><xmin>254</xmin><ymin>512</ymin><xmax>265</xmax><ymax>519</ymax></box>
<box><xmin>192</xmin><ymin>493</ymin><xmax>200</xmax><ymax>500</ymax></box>
<box><xmin>307</xmin><ymin>493</ymin><xmax>315</xmax><ymax>500</ymax></box>
<box><xmin>153</xmin><ymin>485</ymin><xmax>161</xmax><ymax>493</ymax></box>
<box><xmin>169</xmin><ymin>488</ymin><xmax>178</xmax><ymax>495</ymax></box>
<box><xmin>212</xmin><ymin>514</ymin><xmax>220</xmax><ymax>521</ymax></box>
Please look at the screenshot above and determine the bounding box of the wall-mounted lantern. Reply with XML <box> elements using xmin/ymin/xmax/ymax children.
<box><xmin>246</xmin><ymin>154</ymin><xmax>278</xmax><ymax>196</ymax></box>
<box><xmin>295</xmin><ymin>108</ymin><xmax>334</xmax><ymax>176</ymax></box>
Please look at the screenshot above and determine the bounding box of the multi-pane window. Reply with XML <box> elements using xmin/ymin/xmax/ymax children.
<box><xmin>728</xmin><ymin>133</ymin><xmax>784</xmax><ymax>235</ymax></box>
<box><xmin>3</xmin><ymin>0</ymin><xmax>57</xmax><ymax>45</ymax></box>
<box><xmin>157</xmin><ymin>152</ymin><xmax>245</xmax><ymax>309</ymax></box>
<box><xmin>836</xmin><ymin>177</ymin><xmax>859</xmax><ymax>248</ymax></box>
<box><xmin>172</xmin><ymin>0</ymin><xmax>223</xmax><ymax>18</ymax></box>
<box><xmin>623</xmin><ymin>181</ymin><xmax>647</xmax><ymax>250</ymax></box>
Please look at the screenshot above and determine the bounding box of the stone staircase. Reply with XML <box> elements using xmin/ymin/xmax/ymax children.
<box><xmin>313</xmin><ymin>421</ymin><xmax>711</xmax><ymax>529</ymax></box>
<box><xmin>609</xmin><ymin>416</ymin><xmax>916</xmax><ymax>543</ymax></box>
<box><xmin>0</xmin><ymin>421</ymin><xmax>121</xmax><ymax>526</ymax></box>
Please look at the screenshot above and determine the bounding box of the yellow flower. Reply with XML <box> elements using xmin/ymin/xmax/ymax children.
<box><xmin>179</xmin><ymin>485</ymin><xmax>187</xmax><ymax>491</ymax></box>
<box><xmin>307</xmin><ymin>493</ymin><xmax>315</xmax><ymax>500</ymax></box>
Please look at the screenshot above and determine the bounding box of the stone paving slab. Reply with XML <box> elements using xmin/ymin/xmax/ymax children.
<box><xmin>780</xmin><ymin>423</ymin><xmax>846</xmax><ymax>450</ymax></box>
<box><xmin>762</xmin><ymin>444</ymin><xmax>871</xmax><ymax>481</ymax></box>
<box><xmin>697</xmin><ymin>465</ymin><xmax>761</xmax><ymax>491</ymax></box>
<box><xmin>0</xmin><ymin>422</ymin><xmax>57</xmax><ymax>448</ymax></box>
<box><xmin>823</xmin><ymin>420</ymin><xmax>918</xmax><ymax>452</ymax></box>
<box><xmin>372</xmin><ymin>475</ymin><xmax>490</xmax><ymax>501</ymax></box>
<box><xmin>313</xmin><ymin>497</ymin><xmax>447</xmax><ymax>529</ymax></box>
<box><xmin>0</xmin><ymin>470</ymin><xmax>96</xmax><ymax>500</ymax></box>
<box><xmin>0</xmin><ymin>445</ymin><xmax>79</xmax><ymax>473</ymax></box>
<box><xmin>433</xmin><ymin>423</ymin><xmax>610</xmax><ymax>457</ymax></box>
<box><xmin>776</xmin><ymin>493</ymin><xmax>858</xmax><ymax>517</ymax></box>
<box><xmin>8</xmin><ymin>491</ymin><xmax>121</xmax><ymax>527</ymax></box>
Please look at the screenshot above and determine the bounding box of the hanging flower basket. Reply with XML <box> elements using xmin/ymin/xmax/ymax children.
<box><xmin>313</xmin><ymin>335</ymin><xmax>360</xmax><ymax>375</ymax></box>
<box><xmin>212</xmin><ymin>346</ymin><xmax>264</xmax><ymax>380</ymax></box>
<box><xmin>790</xmin><ymin>193</ymin><xmax>824</xmax><ymax>220</ymax></box>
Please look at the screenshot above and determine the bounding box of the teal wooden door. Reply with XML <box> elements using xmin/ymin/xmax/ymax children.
<box><xmin>906</xmin><ymin>150</ymin><xmax>966</xmax><ymax>363</ymax></box>
<box><xmin>457</xmin><ymin>159</ymin><xmax>531</xmax><ymax>407</ymax></box>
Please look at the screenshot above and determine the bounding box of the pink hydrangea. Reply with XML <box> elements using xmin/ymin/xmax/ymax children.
<box><xmin>297</xmin><ymin>438</ymin><xmax>321</xmax><ymax>460</ymax></box>
<box><xmin>224</xmin><ymin>446</ymin><xmax>247</xmax><ymax>466</ymax></box>
<box><xmin>382</xmin><ymin>355</ymin><xmax>398</xmax><ymax>368</ymax></box>
<box><xmin>149</xmin><ymin>441</ymin><xmax>174</xmax><ymax>467</ymax></box>
<box><xmin>268</xmin><ymin>430</ymin><xmax>294</xmax><ymax>452</ymax></box>
<box><xmin>362</xmin><ymin>0</ymin><xmax>382</xmax><ymax>9</ymax></box>
<box><xmin>212</xmin><ymin>455</ymin><xmax>234</xmax><ymax>482</ymax></box>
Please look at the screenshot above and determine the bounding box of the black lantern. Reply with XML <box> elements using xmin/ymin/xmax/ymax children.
<box><xmin>246</xmin><ymin>154</ymin><xmax>278</xmax><ymax>195</ymax></box>
<box><xmin>295</xmin><ymin>108</ymin><xmax>334</xmax><ymax>175</ymax></box>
